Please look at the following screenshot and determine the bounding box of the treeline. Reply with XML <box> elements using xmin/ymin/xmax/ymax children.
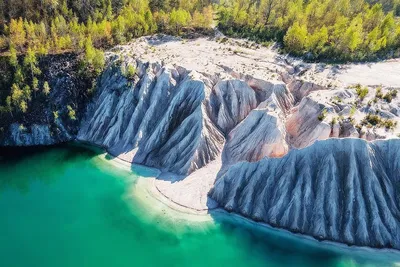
<box><xmin>0</xmin><ymin>0</ymin><xmax>214</xmax><ymax>54</ymax></box>
<box><xmin>0</xmin><ymin>0</ymin><xmax>213</xmax><ymax>116</ymax></box>
<box><xmin>218</xmin><ymin>0</ymin><xmax>400</xmax><ymax>61</ymax></box>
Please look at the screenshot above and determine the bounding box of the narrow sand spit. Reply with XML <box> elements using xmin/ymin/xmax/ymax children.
<box><xmin>96</xmin><ymin>150</ymin><xmax>216</xmax><ymax>216</ymax></box>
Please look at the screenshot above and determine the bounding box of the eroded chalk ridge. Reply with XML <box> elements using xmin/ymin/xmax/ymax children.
<box><xmin>77</xmin><ymin>55</ymin><xmax>292</xmax><ymax>175</ymax></box>
<box><xmin>78</xmin><ymin>59</ymin><xmax>223</xmax><ymax>175</ymax></box>
<box><xmin>209</xmin><ymin>138</ymin><xmax>400</xmax><ymax>249</ymax></box>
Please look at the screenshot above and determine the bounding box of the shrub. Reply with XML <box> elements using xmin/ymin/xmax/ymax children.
<box><xmin>350</xmin><ymin>106</ymin><xmax>357</xmax><ymax>116</ymax></box>
<box><xmin>53</xmin><ymin>110</ymin><xmax>59</xmax><ymax>121</ymax></box>
<box><xmin>362</xmin><ymin>113</ymin><xmax>397</xmax><ymax>130</ymax></box>
<box><xmin>124</xmin><ymin>65</ymin><xmax>136</xmax><ymax>80</ymax></box>
<box><xmin>318</xmin><ymin>108</ymin><xmax>327</xmax><ymax>121</ymax></box>
<box><xmin>67</xmin><ymin>105</ymin><xmax>76</xmax><ymax>120</ymax></box>
<box><xmin>383</xmin><ymin>119</ymin><xmax>397</xmax><ymax>130</ymax></box>
<box><xmin>363</xmin><ymin>114</ymin><xmax>381</xmax><ymax>126</ymax></box>
<box><xmin>383</xmin><ymin>90</ymin><xmax>398</xmax><ymax>103</ymax></box>
<box><xmin>43</xmin><ymin>81</ymin><xmax>51</xmax><ymax>95</ymax></box>
<box><xmin>375</xmin><ymin>87</ymin><xmax>383</xmax><ymax>99</ymax></box>
<box><xmin>355</xmin><ymin>85</ymin><xmax>369</xmax><ymax>100</ymax></box>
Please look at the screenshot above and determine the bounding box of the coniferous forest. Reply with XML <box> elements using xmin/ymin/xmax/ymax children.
<box><xmin>0</xmin><ymin>0</ymin><xmax>399</xmax><ymax>116</ymax></box>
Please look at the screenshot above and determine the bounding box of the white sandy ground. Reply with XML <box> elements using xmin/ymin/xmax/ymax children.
<box><xmin>93</xmin><ymin>150</ymin><xmax>400</xmax><ymax>262</ymax></box>
<box><xmin>333</xmin><ymin>59</ymin><xmax>400</xmax><ymax>87</ymax></box>
<box><xmin>113</xmin><ymin>35</ymin><xmax>400</xmax><ymax>88</ymax></box>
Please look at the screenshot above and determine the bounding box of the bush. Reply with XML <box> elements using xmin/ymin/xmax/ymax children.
<box><xmin>124</xmin><ymin>65</ymin><xmax>136</xmax><ymax>80</ymax></box>
<box><xmin>375</xmin><ymin>87</ymin><xmax>383</xmax><ymax>99</ymax></box>
<box><xmin>67</xmin><ymin>105</ymin><xmax>76</xmax><ymax>120</ymax></box>
<box><xmin>43</xmin><ymin>81</ymin><xmax>51</xmax><ymax>95</ymax></box>
<box><xmin>363</xmin><ymin>114</ymin><xmax>381</xmax><ymax>126</ymax></box>
<box><xmin>355</xmin><ymin>85</ymin><xmax>369</xmax><ymax>100</ymax></box>
<box><xmin>362</xmin><ymin>113</ymin><xmax>397</xmax><ymax>130</ymax></box>
<box><xmin>383</xmin><ymin>90</ymin><xmax>397</xmax><ymax>103</ymax></box>
<box><xmin>318</xmin><ymin>108</ymin><xmax>327</xmax><ymax>121</ymax></box>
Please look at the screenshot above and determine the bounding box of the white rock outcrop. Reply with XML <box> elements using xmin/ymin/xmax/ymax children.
<box><xmin>3</xmin><ymin>35</ymin><xmax>400</xmax><ymax>251</ymax></box>
<box><xmin>77</xmin><ymin>54</ymin><xmax>292</xmax><ymax>175</ymax></box>
<box><xmin>286</xmin><ymin>97</ymin><xmax>332</xmax><ymax>148</ymax></box>
<box><xmin>78</xmin><ymin>60</ymin><xmax>227</xmax><ymax>175</ymax></box>
<box><xmin>210</xmin><ymin>138</ymin><xmax>400</xmax><ymax>249</ymax></box>
<box><xmin>221</xmin><ymin>96</ymin><xmax>288</xmax><ymax>171</ymax></box>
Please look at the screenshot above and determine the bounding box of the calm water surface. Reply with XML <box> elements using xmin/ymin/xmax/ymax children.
<box><xmin>0</xmin><ymin>145</ymin><xmax>399</xmax><ymax>267</ymax></box>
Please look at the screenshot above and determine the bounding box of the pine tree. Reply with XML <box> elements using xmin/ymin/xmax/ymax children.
<box><xmin>9</xmin><ymin>18</ymin><xmax>26</xmax><ymax>51</ymax></box>
<box><xmin>284</xmin><ymin>22</ymin><xmax>308</xmax><ymax>55</ymax></box>
<box><xmin>23</xmin><ymin>47</ymin><xmax>41</xmax><ymax>80</ymax></box>
<box><xmin>9</xmin><ymin>44</ymin><xmax>18</xmax><ymax>67</ymax></box>
<box><xmin>43</xmin><ymin>81</ymin><xmax>51</xmax><ymax>96</ymax></box>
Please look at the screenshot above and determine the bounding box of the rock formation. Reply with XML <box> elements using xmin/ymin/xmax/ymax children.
<box><xmin>221</xmin><ymin>96</ymin><xmax>288</xmax><ymax>171</ymax></box>
<box><xmin>78</xmin><ymin>60</ymin><xmax>225</xmax><ymax>175</ymax></box>
<box><xmin>77</xmin><ymin>48</ymin><xmax>297</xmax><ymax>175</ymax></box>
<box><xmin>286</xmin><ymin>97</ymin><xmax>332</xmax><ymax>148</ymax></box>
<box><xmin>210</xmin><ymin>138</ymin><xmax>400</xmax><ymax>249</ymax></box>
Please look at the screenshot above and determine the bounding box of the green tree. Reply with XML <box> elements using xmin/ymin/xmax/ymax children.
<box><xmin>307</xmin><ymin>26</ymin><xmax>328</xmax><ymax>54</ymax></box>
<box><xmin>9</xmin><ymin>18</ymin><xmax>26</xmax><ymax>51</ymax></box>
<box><xmin>84</xmin><ymin>36</ymin><xmax>105</xmax><ymax>75</ymax></box>
<box><xmin>23</xmin><ymin>47</ymin><xmax>41</xmax><ymax>79</ymax></box>
<box><xmin>67</xmin><ymin>105</ymin><xmax>77</xmax><ymax>120</ymax></box>
<box><xmin>284</xmin><ymin>22</ymin><xmax>308</xmax><ymax>55</ymax></box>
<box><xmin>169</xmin><ymin>9</ymin><xmax>191</xmax><ymax>34</ymax></box>
<box><xmin>9</xmin><ymin>44</ymin><xmax>18</xmax><ymax>67</ymax></box>
<box><xmin>43</xmin><ymin>81</ymin><xmax>51</xmax><ymax>96</ymax></box>
<box><xmin>344</xmin><ymin>16</ymin><xmax>364</xmax><ymax>53</ymax></box>
<box><xmin>32</xmin><ymin>77</ymin><xmax>39</xmax><ymax>93</ymax></box>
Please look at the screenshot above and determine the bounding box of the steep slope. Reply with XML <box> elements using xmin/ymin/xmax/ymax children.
<box><xmin>221</xmin><ymin>95</ymin><xmax>288</xmax><ymax>171</ymax></box>
<box><xmin>78</xmin><ymin>60</ymin><xmax>226</xmax><ymax>175</ymax></box>
<box><xmin>77</xmin><ymin>47</ymin><xmax>296</xmax><ymax>175</ymax></box>
<box><xmin>210</xmin><ymin>138</ymin><xmax>400</xmax><ymax>249</ymax></box>
<box><xmin>286</xmin><ymin>97</ymin><xmax>332</xmax><ymax>148</ymax></box>
<box><xmin>0</xmin><ymin>54</ymin><xmax>89</xmax><ymax>146</ymax></box>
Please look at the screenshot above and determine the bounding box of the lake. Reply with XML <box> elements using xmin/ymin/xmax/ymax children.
<box><xmin>0</xmin><ymin>145</ymin><xmax>399</xmax><ymax>267</ymax></box>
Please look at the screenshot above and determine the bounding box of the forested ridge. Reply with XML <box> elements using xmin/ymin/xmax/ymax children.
<box><xmin>0</xmin><ymin>0</ymin><xmax>399</xmax><ymax>120</ymax></box>
<box><xmin>0</xmin><ymin>0</ymin><xmax>214</xmax><ymax>55</ymax></box>
<box><xmin>0</xmin><ymin>0</ymin><xmax>213</xmax><ymax>118</ymax></box>
<box><xmin>1</xmin><ymin>0</ymin><xmax>398</xmax><ymax>60</ymax></box>
<box><xmin>218</xmin><ymin>0</ymin><xmax>400</xmax><ymax>60</ymax></box>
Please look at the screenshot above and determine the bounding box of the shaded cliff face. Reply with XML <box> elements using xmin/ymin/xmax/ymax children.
<box><xmin>210</xmin><ymin>138</ymin><xmax>400</xmax><ymax>249</ymax></box>
<box><xmin>0</xmin><ymin>54</ymin><xmax>91</xmax><ymax>146</ymax></box>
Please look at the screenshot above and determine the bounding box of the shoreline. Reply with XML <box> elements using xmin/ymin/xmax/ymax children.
<box><xmin>73</xmin><ymin>140</ymin><xmax>400</xmax><ymax>259</ymax></box>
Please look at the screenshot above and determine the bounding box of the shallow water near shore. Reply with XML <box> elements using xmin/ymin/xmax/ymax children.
<box><xmin>0</xmin><ymin>144</ymin><xmax>400</xmax><ymax>267</ymax></box>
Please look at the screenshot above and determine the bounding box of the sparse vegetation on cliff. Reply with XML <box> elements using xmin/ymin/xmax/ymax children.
<box><xmin>355</xmin><ymin>84</ymin><xmax>369</xmax><ymax>100</ymax></box>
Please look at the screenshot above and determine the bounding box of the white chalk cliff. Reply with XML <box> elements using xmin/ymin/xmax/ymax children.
<box><xmin>78</xmin><ymin>60</ymin><xmax>225</xmax><ymax>175</ymax></box>
<box><xmin>210</xmin><ymin>139</ymin><xmax>400</xmax><ymax>249</ymax></box>
<box><xmin>71</xmin><ymin>36</ymin><xmax>400</xmax><ymax>249</ymax></box>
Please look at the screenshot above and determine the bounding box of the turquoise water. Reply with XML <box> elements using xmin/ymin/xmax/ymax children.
<box><xmin>1</xmin><ymin>145</ymin><xmax>400</xmax><ymax>267</ymax></box>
